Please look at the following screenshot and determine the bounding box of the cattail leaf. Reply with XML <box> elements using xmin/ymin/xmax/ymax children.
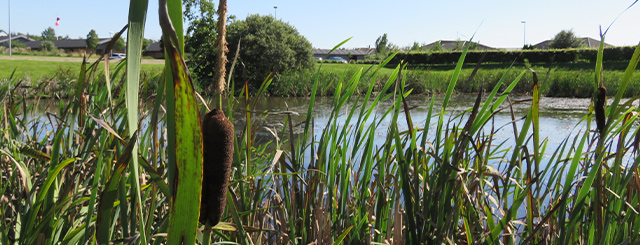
<box><xmin>160</xmin><ymin>0</ymin><xmax>204</xmax><ymax>243</ymax></box>
<box><xmin>125</xmin><ymin>0</ymin><xmax>149</xmax><ymax>242</ymax></box>
<box><xmin>96</xmin><ymin>134</ymin><xmax>137</xmax><ymax>244</ymax></box>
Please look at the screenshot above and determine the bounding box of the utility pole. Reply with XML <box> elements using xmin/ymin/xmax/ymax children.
<box><xmin>274</xmin><ymin>5</ymin><xmax>277</xmax><ymax>19</ymax></box>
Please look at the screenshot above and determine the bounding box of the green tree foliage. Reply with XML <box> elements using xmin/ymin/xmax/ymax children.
<box><xmin>375</xmin><ymin>33</ymin><xmax>389</xmax><ymax>55</ymax></box>
<box><xmin>183</xmin><ymin>0</ymin><xmax>215</xmax><ymax>24</ymax></box>
<box><xmin>184</xmin><ymin>0</ymin><xmax>218</xmax><ymax>86</ymax></box>
<box><xmin>549</xmin><ymin>29</ymin><xmax>585</xmax><ymax>49</ymax></box>
<box><xmin>142</xmin><ymin>38</ymin><xmax>151</xmax><ymax>51</ymax></box>
<box><xmin>453</xmin><ymin>40</ymin><xmax>465</xmax><ymax>51</ymax></box>
<box><xmin>86</xmin><ymin>29</ymin><xmax>99</xmax><ymax>51</ymax></box>
<box><xmin>41</xmin><ymin>40</ymin><xmax>56</xmax><ymax>51</ymax></box>
<box><xmin>41</xmin><ymin>27</ymin><xmax>56</xmax><ymax>41</ymax></box>
<box><xmin>113</xmin><ymin>37</ymin><xmax>126</xmax><ymax>51</ymax></box>
<box><xmin>227</xmin><ymin>14</ymin><xmax>314</xmax><ymax>90</ymax></box>
<box><xmin>430</xmin><ymin>41</ymin><xmax>444</xmax><ymax>52</ymax></box>
<box><xmin>408</xmin><ymin>42</ymin><xmax>423</xmax><ymax>52</ymax></box>
<box><xmin>11</xmin><ymin>42</ymin><xmax>26</xmax><ymax>48</ymax></box>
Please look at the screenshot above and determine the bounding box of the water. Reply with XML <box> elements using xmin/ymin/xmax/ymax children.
<box><xmin>25</xmin><ymin>94</ymin><xmax>597</xmax><ymax>167</ymax></box>
<box><xmin>238</xmin><ymin>94</ymin><xmax>592</xmax><ymax>154</ymax></box>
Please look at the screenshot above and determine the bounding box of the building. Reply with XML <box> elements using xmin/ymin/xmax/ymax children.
<box><xmin>313</xmin><ymin>48</ymin><xmax>376</xmax><ymax>61</ymax></box>
<box><xmin>532</xmin><ymin>37</ymin><xmax>613</xmax><ymax>49</ymax></box>
<box><xmin>0</xmin><ymin>35</ymin><xmax>35</xmax><ymax>47</ymax></box>
<box><xmin>422</xmin><ymin>40</ymin><xmax>496</xmax><ymax>51</ymax></box>
<box><xmin>143</xmin><ymin>42</ymin><xmax>164</xmax><ymax>59</ymax></box>
<box><xmin>24</xmin><ymin>38</ymin><xmax>119</xmax><ymax>55</ymax></box>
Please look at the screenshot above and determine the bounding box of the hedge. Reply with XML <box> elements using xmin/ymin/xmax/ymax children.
<box><xmin>389</xmin><ymin>46</ymin><xmax>638</xmax><ymax>65</ymax></box>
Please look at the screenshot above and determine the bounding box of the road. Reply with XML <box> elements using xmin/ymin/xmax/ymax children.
<box><xmin>0</xmin><ymin>55</ymin><xmax>165</xmax><ymax>65</ymax></box>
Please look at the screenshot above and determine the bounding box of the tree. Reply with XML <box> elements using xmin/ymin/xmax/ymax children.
<box><xmin>113</xmin><ymin>37</ymin><xmax>125</xmax><ymax>51</ymax></box>
<box><xmin>41</xmin><ymin>40</ymin><xmax>56</xmax><ymax>51</ymax></box>
<box><xmin>453</xmin><ymin>39</ymin><xmax>465</xmax><ymax>51</ymax></box>
<box><xmin>42</xmin><ymin>27</ymin><xmax>56</xmax><ymax>41</ymax></box>
<box><xmin>86</xmin><ymin>29</ymin><xmax>99</xmax><ymax>51</ymax></box>
<box><xmin>183</xmin><ymin>0</ymin><xmax>216</xmax><ymax>24</ymax></box>
<box><xmin>226</xmin><ymin>14</ymin><xmax>314</xmax><ymax>90</ymax></box>
<box><xmin>375</xmin><ymin>33</ymin><xmax>389</xmax><ymax>55</ymax></box>
<box><xmin>429</xmin><ymin>41</ymin><xmax>444</xmax><ymax>52</ymax></box>
<box><xmin>409</xmin><ymin>41</ymin><xmax>422</xmax><ymax>52</ymax></box>
<box><xmin>185</xmin><ymin>1</ymin><xmax>218</xmax><ymax>84</ymax></box>
<box><xmin>549</xmin><ymin>29</ymin><xmax>585</xmax><ymax>49</ymax></box>
<box><xmin>142</xmin><ymin>38</ymin><xmax>151</xmax><ymax>51</ymax></box>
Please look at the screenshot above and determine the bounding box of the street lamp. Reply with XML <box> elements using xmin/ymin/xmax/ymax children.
<box><xmin>274</xmin><ymin>5</ymin><xmax>277</xmax><ymax>19</ymax></box>
<box><xmin>521</xmin><ymin>20</ymin><xmax>526</xmax><ymax>48</ymax></box>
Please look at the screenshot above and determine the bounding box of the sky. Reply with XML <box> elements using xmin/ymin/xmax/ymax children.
<box><xmin>1</xmin><ymin>0</ymin><xmax>639</xmax><ymax>49</ymax></box>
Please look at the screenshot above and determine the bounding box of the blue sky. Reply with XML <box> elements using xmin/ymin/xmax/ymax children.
<box><xmin>2</xmin><ymin>0</ymin><xmax>639</xmax><ymax>49</ymax></box>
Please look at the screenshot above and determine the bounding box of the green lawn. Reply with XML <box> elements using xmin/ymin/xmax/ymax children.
<box><xmin>0</xmin><ymin>59</ymin><xmax>164</xmax><ymax>81</ymax></box>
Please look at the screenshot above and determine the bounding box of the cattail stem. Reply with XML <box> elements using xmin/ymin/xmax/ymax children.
<box><xmin>216</xmin><ymin>94</ymin><xmax>223</xmax><ymax>112</ymax></box>
<box><xmin>202</xmin><ymin>223</ymin><xmax>213</xmax><ymax>245</ymax></box>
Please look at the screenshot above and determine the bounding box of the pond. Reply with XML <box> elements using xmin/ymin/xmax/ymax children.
<box><xmin>26</xmin><ymin>93</ymin><xmax>606</xmax><ymax>170</ymax></box>
<box><xmin>238</xmin><ymin>94</ymin><xmax>593</xmax><ymax>153</ymax></box>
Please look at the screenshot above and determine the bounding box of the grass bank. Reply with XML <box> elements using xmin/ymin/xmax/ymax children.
<box><xmin>4</xmin><ymin>57</ymin><xmax>638</xmax><ymax>99</ymax></box>
<box><xmin>0</xmin><ymin>58</ymin><xmax>164</xmax><ymax>97</ymax></box>
<box><xmin>272</xmin><ymin>61</ymin><xmax>639</xmax><ymax>97</ymax></box>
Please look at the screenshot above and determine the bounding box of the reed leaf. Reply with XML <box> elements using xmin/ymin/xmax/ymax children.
<box><xmin>160</xmin><ymin>0</ymin><xmax>204</xmax><ymax>243</ymax></box>
<box><xmin>125</xmin><ymin>0</ymin><xmax>149</xmax><ymax>242</ymax></box>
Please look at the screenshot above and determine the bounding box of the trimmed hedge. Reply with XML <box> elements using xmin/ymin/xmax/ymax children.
<box><xmin>389</xmin><ymin>46</ymin><xmax>637</xmax><ymax>65</ymax></box>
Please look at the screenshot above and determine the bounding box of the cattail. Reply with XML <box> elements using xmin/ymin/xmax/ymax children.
<box><xmin>200</xmin><ymin>109</ymin><xmax>234</xmax><ymax>226</ymax></box>
<box><xmin>595</xmin><ymin>86</ymin><xmax>607</xmax><ymax>134</ymax></box>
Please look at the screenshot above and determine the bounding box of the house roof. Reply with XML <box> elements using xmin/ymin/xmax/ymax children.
<box><xmin>25</xmin><ymin>38</ymin><xmax>111</xmax><ymax>49</ymax></box>
<box><xmin>533</xmin><ymin>37</ymin><xmax>613</xmax><ymax>49</ymax></box>
<box><xmin>423</xmin><ymin>40</ymin><xmax>496</xmax><ymax>50</ymax></box>
<box><xmin>145</xmin><ymin>42</ymin><xmax>162</xmax><ymax>52</ymax></box>
<box><xmin>313</xmin><ymin>48</ymin><xmax>375</xmax><ymax>56</ymax></box>
<box><xmin>0</xmin><ymin>35</ymin><xmax>35</xmax><ymax>44</ymax></box>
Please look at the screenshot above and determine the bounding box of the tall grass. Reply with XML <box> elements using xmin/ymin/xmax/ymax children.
<box><xmin>1</xmin><ymin>1</ymin><xmax>640</xmax><ymax>244</ymax></box>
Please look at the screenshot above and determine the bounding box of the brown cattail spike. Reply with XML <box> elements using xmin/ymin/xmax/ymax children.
<box><xmin>595</xmin><ymin>86</ymin><xmax>607</xmax><ymax>134</ymax></box>
<box><xmin>200</xmin><ymin>109</ymin><xmax>234</xmax><ymax>226</ymax></box>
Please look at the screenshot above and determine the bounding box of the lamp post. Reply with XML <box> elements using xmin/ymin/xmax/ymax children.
<box><xmin>521</xmin><ymin>20</ymin><xmax>526</xmax><ymax>48</ymax></box>
<box><xmin>8</xmin><ymin>0</ymin><xmax>11</xmax><ymax>56</ymax></box>
<box><xmin>274</xmin><ymin>5</ymin><xmax>277</xmax><ymax>19</ymax></box>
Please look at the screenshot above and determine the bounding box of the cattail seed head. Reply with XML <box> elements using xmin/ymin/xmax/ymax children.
<box><xmin>595</xmin><ymin>86</ymin><xmax>607</xmax><ymax>134</ymax></box>
<box><xmin>200</xmin><ymin>109</ymin><xmax>234</xmax><ymax>226</ymax></box>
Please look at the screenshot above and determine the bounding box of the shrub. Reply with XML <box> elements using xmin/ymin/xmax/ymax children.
<box><xmin>41</xmin><ymin>41</ymin><xmax>57</xmax><ymax>52</ymax></box>
<box><xmin>227</xmin><ymin>14</ymin><xmax>314</xmax><ymax>92</ymax></box>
